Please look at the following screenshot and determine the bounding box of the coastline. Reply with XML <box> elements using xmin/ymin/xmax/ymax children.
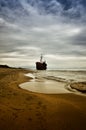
<box><xmin>0</xmin><ymin>68</ymin><xmax>86</xmax><ymax>130</ymax></box>
<box><xmin>70</xmin><ymin>82</ymin><xmax>86</xmax><ymax>93</ymax></box>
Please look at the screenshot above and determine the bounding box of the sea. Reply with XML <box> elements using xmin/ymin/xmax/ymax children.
<box><xmin>20</xmin><ymin>69</ymin><xmax>86</xmax><ymax>95</ymax></box>
<box><xmin>33</xmin><ymin>69</ymin><xmax>86</xmax><ymax>82</ymax></box>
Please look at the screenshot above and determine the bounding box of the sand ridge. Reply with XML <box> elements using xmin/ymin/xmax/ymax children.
<box><xmin>0</xmin><ymin>68</ymin><xmax>86</xmax><ymax>130</ymax></box>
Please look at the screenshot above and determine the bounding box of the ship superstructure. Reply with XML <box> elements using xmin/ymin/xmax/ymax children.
<box><xmin>36</xmin><ymin>55</ymin><xmax>47</xmax><ymax>70</ymax></box>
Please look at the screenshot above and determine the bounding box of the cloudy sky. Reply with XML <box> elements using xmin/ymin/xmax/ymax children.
<box><xmin>0</xmin><ymin>0</ymin><xmax>86</xmax><ymax>69</ymax></box>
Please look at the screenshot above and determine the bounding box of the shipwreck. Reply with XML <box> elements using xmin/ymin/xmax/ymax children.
<box><xmin>36</xmin><ymin>55</ymin><xmax>47</xmax><ymax>70</ymax></box>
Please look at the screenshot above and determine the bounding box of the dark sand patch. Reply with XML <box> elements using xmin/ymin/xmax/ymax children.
<box><xmin>70</xmin><ymin>82</ymin><xmax>86</xmax><ymax>93</ymax></box>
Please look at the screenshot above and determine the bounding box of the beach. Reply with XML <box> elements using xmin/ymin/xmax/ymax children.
<box><xmin>0</xmin><ymin>68</ymin><xmax>86</xmax><ymax>130</ymax></box>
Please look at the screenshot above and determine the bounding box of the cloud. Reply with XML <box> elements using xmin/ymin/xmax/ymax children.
<box><xmin>0</xmin><ymin>0</ymin><xmax>86</xmax><ymax>69</ymax></box>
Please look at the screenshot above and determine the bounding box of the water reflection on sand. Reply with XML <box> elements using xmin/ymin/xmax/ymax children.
<box><xmin>20</xmin><ymin>76</ymin><xmax>70</xmax><ymax>94</ymax></box>
<box><xmin>20</xmin><ymin>70</ymin><xmax>86</xmax><ymax>95</ymax></box>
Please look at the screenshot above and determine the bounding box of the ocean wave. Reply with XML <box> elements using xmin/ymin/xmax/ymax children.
<box><xmin>43</xmin><ymin>76</ymin><xmax>68</xmax><ymax>82</ymax></box>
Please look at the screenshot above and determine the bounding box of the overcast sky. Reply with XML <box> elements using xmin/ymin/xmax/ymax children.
<box><xmin>0</xmin><ymin>0</ymin><xmax>86</xmax><ymax>69</ymax></box>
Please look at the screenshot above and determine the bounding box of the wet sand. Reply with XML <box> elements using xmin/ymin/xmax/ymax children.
<box><xmin>0</xmin><ymin>68</ymin><xmax>86</xmax><ymax>130</ymax></box>
<box><xmin>70</xmin><ymin>82</ymin><xmax>86</xmax><ymax>93</ymax></box>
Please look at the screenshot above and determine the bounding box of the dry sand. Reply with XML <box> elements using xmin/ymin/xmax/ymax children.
<box><xmin>0</xmin><ymin>68</ymin><xmax>86</xmax><ymax>130</ymax></box>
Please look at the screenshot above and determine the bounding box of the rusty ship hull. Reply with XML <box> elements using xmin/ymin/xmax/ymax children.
<box><xmin>36</xmin><ymin>62</ymin><xmax>47</xmax><ymax>70</ymax></box>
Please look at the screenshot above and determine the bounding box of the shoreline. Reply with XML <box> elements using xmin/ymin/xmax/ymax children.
<box><xmin>0</xmin><ymin>68</ymin><xmax>86</xmax><ymax>130</ymax></box>
<box><xmin>20</xmin><ymin>71</ymin><xmax>86</xmax><ymax>95</ymax></box>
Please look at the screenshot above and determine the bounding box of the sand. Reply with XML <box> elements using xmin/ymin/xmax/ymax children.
<box><xmin>70</xmin><ymin>82</ymin><xmax>86</xmax><ymax>93</ymax></box>
<box><xmin>0</xmin><ymin>68</ymin><xmax>86</xmax><ymax>130</ymax></box>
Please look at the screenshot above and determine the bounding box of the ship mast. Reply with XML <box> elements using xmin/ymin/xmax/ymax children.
<box><xmin>40</xmin><ymin>54</ymin><xmax>43</xmax><ymax>63</ymax></box>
